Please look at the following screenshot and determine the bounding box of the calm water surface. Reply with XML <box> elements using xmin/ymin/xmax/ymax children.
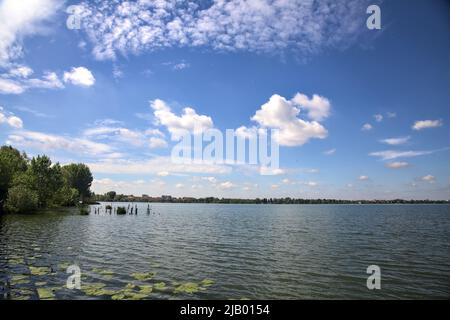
<box><xmin>1</xmin><ymin>204</ymin><xmax>449</xmax><ymax>299</ymax></box>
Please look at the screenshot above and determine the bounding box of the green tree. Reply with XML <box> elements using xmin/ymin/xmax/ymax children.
<box><xmin>106</xmin><ymin>191</ymin><xmax>116</xmax><ymax>201</ymax></box>
<box><xmin>62</xmin><ymin>164</ymin><xmax>93</xmax><ymax>202</ymax></box>
<box><xmin>28</xmin><ymin>156</ymin><xmax>63</xmax><ymax>207</ymax></box>
<box><xmin>53</xmin><ymin>186</ymin><xmax>80</xmax><ymax>207</ymax></box>
<box><xmin>0</xmin><ymin>146</ymin><xmax>28</xmax><ymax>205</ymax></box>
<box><xmin>5</xmin><ymin>185</ymin><xmax>39</xmax><ymax>214</ymax></box>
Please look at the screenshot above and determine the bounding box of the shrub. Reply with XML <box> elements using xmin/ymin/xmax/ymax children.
<box><xmin>116</xmin><ymin>207</ymin><xmax>126</xmax><ymax>215</ymax></box>
<box><xmin>5</xmin><ymin>185</ymin><xmax>39</xmax><ymax>214</ymax></box>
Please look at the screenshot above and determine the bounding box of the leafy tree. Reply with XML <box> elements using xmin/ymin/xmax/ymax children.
<box><xmin>0</xmin><ymin>146</ymin><xmax>28</xmax><ymax>205</ymax></box>
<box><xmin>53</xmin><ymin>186</ymin><xmax>80</xmax><ymax>207</ymax></box>
<box><xmin>62</xmin><ymin>164</ymin><xmax>93</xmax><ymax>202</ymax></box>
<box><xmin>4</xmin><ymin>185</ymin><xmax>39</xmax><ymax>214</ymax></box>
<box><xmin>28</xmin><ymin>156</ymin><xmax>63</xmax><ymax>207</ymax></box>
<box><xmin>106</xmin><ymin>191</ymin><xmax>116</xmax><ymax>201</ymax></box>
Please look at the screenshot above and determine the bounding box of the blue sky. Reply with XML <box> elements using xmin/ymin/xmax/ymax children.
<box><xmin>0</xmin><ymin>0</ymin><xmax>449</xmax><ymax>199</ymax></box>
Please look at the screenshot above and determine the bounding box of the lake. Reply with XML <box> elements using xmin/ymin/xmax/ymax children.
<box><xmin>1</xmin><ymin>203</ymin><xmax>449</xmax><ymax>300</ymax></box>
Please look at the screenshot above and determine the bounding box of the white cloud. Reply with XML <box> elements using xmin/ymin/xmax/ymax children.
<box><xmin>0</xmin><ymin>67</ymin><xmax>64</xmax><ymax>94</ymax></box>
<box><xmin>369</xmin><ymin>150</ymin><xmax>435</xmax><ymax>161</ymax></box>
<box><xmin>0</xmin><ymin>0</ymin><xmax>61</xmax><ymax>65</ymax></box>
<box><xmin>380</xmin><ymin>136</ymin><xmax>410</xmax><ymax>146</ymax></box>
<box><xmin>373</xmin><ymin>114</ymin><xmax>383</xmax><ymax>122</ymax></box>
<box><xmin>412</xmin><ymin>119</ymin><xmax>443</xmax><ymax>131</ymax></box>
<box><xmin>87</xmin><ymin>157</ymin><xmax>232</xmax><ymax>175</ymax></box>
<box><xmin>0</xmin><ymin>108</ymin><xmax>23</xmax><ymax>128</ymax></box>
<box><xmin>8</xmin><ymin>65</ymin><xmax>33</xmax><ymax>78</ymax></box>
<box><xmin>157</xmin><ymin>171</ymin><xmax>170</xmax><ymax>177</ymax></box>
<box><xmin>63</xmin><ymin>67</ymin><xmax>95</xmax><ymax>87</ymax></box>
<box><xmin>7</xmin><ymin>130</ymin><xmax>115</xmax><ymax>157</ymax></box>
<box><xmin>149</xmin><ymin>137</ymin><xmax>168</xmax><ymax>149</ymax></box>
<box><xmin>76</xmin><ymin>0</ymin><xmax>372</xmax><ymax>61</ymax></box>
<box><xmin>386</xmin><ymin>112</ymin><xmax>396</xmax><ymax>118</ymax></box>
<box><xmin>0</xmin><ymin>77</ymin><xmax>24</xmax><ymax>94</ymax></box>
<box><xmin>291</xmin><ymin>93</ymin><xmax>331</xmax><ymax>121</ymax></box>
<box><xmin>175</xmin><ymin>183</ymin><xmax>184</xmax><ymax>189</ymax></box>
<box><xmin>421</xmin><ymin>175</ymin><xmax>436</xmax><ymax>183</ymax></box>
<box><xmin>323</xmin><ymin>148</ymin><xmax>336</xmax><ymax>155</ymax></box>
<box><xmin>259</xmin><ymin>166</ymin><xmax>285</xmax><ymax>176</ymax></box>
<box><xmin>218</xmin><ymin>181</ymin><xmax>235</xmax><ymax>190</ymax></box>
<box><xmin>385</xmin><ymin>162</ymin><xmax>409</xmax><ymax>169</ymax></box>
<box><xmin>361</xmin><ymin>123</ymin><xmax>373</xmax><ymax>131</ymax></box>
<box><xmin>83</xmin><ymin>123</ymin><xmax>167</xmax><ymax>149</ymax></box>
<box><xmin>150</xmin><ymin>99</ymin><xmax>213</xmax><ymax>140</ymax></box>
<box><xmin>359</xmin><ymin>175</ymin><xmax>369</xmax><ymax>181</ymax></box>
<box><xmin>251</xmin><ymin>94</ymin><xmax>328</xmax><ymax>146</ymax></box>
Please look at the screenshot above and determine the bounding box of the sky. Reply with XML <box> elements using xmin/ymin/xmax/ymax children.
<box><xmin>0</xmin><ymin>0</ymin><xmax>449</xmax><ymax>200</ymax></box>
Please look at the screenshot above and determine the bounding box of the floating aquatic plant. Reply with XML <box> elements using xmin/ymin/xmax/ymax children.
<box><xmin>37</xmin><ymin>287</ymin><xmax>56</xmax><ymax>300</ymax></box>
<box><xmin>139</xmin><ymin>285</ymin><xmax>153</xmax><ymax>294</ymax></box>
<box><xmin>174</xmin><ymin>282</ymin><xmax>200</xmax><ymax>294</ymax></box>
<box><xmin>8</xmin><ymin>257</ymin><xmax>24</xmax><ymax>265</ymax></box>
<box><xmin>131</xmin><ymin>272</ymin><xmax>155</xmax><ymax>281</ymax></box>
<box><xmin>29</xmin><ymin>266</ymin><xmax>51</xmax><ymax>276</ymax></box>
<box><xmin>153</xmin><ymin>282</ymin><xmax>166</xmax><ymax>291</ymax></box>
<box><xmin>81</xmin><ymin>283</ymin><xmax>115</xmax><ymax>297</ymax></box>
<box><xmin>35</xmin><ymin>281</ymin><xmax>47</xmax><ymax>286</ymax></box>
<box><xmin>200</xmin><ymin>279</ymin><xmax>214</xmax><ymax>287</ymax></box>
<box><xmin>58</xmin><ymin>262</ymin><xmax>71</xmax><ymax>271</ymax></box>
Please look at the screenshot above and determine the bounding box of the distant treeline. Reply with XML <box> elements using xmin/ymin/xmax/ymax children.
<box><xmin>0</xmin><ymin>146</ymin><xmax>93</xmax><ymax>214</ymax></box>
<box><xmin>94</xmin><ymin>192</ymin><xmax>449</xmax><ymax>205</ymax></box>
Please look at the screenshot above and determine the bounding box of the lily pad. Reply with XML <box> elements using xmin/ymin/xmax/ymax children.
<box><xmin>29</xmin><ymin>266</ymin><xmax>51</xmax><ymax>276</ymax></box>
<box><xmin>200</xmin><ymin>279</ymin><xmax>214</xmax><ymax>287</ymax></box>
<box><xmin>81</xmin><ymin>283</ymin><xmax>114</xmax><ymax>296</ymax></box>
<box><xmin>59</xmin><ymin>262</ymin><xmax>71</xmax><ymax>271</ymax></box>
<box><xmin>131</xmin><ymin>272</ymin><xmax>155</xmax><ymax>281</ymax></box>
<box><xmin>174</xmin><ymin>282</ymin><xmax>200</xmax><ymax>294</ymax></box>
<box><xmin>139</xmin><ymin>285</ymin><xmax>153</xmax><ymax>294</ymax></box>
<box><xmin>11</xmin><ymin>275</ymin><xmax>28</xmax><ymax>282</ymax></box>
<box><xmin>153</xmin><ymin>282</ymin><xmax>166</xmax><ymax>291</ymax></box>
<box><xmin>8</xmin><ymin>257</ymin><xmax>25</xmax><ymax>265</ymax></box>
<box><xmin>37</xmin><ymin>287</ymin><xmax>56</xmax><ymax>300</ymax></box>
<box><xmin>35</xmin><ymin>281</ymin><xmax>48</xmax><ymax>286</ymax></box>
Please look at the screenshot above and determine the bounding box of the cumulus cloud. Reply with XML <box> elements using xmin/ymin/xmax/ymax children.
<box><xmin>75</xmin><ymin>0</ymin><xmax>373</xmax><ymax>61</ymax></box>
<box><xmin>0</xmin><ymin>0</ymin><xmax>61</xmax><ymax>65</ymax></box>
<box><xmin>359</xmin><ymin>175</ymin><xmax>369</xmax><ymax>181</ymax></box>
<box><xmin>250</xmin><ymin>94</ymin><xmax>328</xmax><ymax>146</ymax></box>
<box><xmin>63</xmin><ymin>67</ymin><xmax>96</xmax><ymax>87</ymax></box>
<box><xmin>0</xmin><ymin>108</ymin><xmax>23</xmax><ymax>128</ymax></box>
<box><xmin>150</xmin><ymin>99</ymin><xmax>213</xmax><ymax>140</ymax></box>
<box><xmin>291</xmin><ymin>93</ymin><xmax>331</xmax><ymax>121</ymax></box>
<box><xmin>385</xmin><ymin>162</ymin><xmax>409</xmax><ymax>169</ymax></box>
<box><xmin>380</xmin><ymin>136</ymin><xmax>410</xmax><ymax>146</ymax></box>
<box><xmin>361</xmin><ymin>123</ymin><xmax>373</xmax><ymax>131</ymax></box>
<box><xmin>412</xmin><ymin>119</ymin><xmax>443</xmax><ymax>131</ymax></box>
